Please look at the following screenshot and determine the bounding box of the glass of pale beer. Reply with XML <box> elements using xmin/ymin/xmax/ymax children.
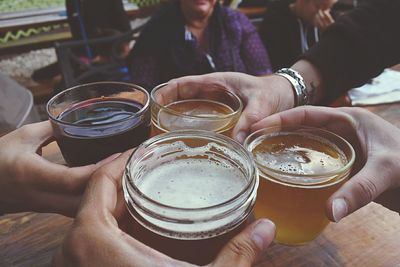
<box><xmin>244</xmin><ymin>126</ymin><xmax>355</xmax><ymax>245</ymax></box>
<box><xmin>150</xmin><ymin>82</ymin><xmax>243</xmax><ymax>137</ymax></box>
<box><xmin>123</xmin><ymin>130</ymin><xmax>258</xmax><ymax>265</ymax></box>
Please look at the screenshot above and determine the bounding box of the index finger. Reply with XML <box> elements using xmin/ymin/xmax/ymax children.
<box><xmin>1</xmin><ymin>121</ymin><xmax>54</xmax><ymax>152</ymax></box>
<box><xmin>156</xmin><ymin>77</ymin><xmax>230</xmax><ymax>105</ymax></box>
<box><xmin>322</xmin><ymin>10</ymin><xmax>334</xmax><ymax>22</ymax></box>
<box><xmin>250</xmin><ymin>106</ymin><xmax>352</xmax><ymax>133</ymax></box>
<box><xmin>318</xmin><ymin>10</ymin><xmax>334</xmax><ymax>27</ymax></box>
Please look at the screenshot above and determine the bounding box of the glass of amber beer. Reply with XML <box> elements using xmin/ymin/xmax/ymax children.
<box><xmin>150</xmin><ymin>82</ymin><xmax>243</xmax><ymax>137</ymax></box>
<box><xmin>123</xmin><ymin>130</ymin><xmax>258</xmax><ymax>265</ymax></box>
<box><xmin>244</xmin><ymin>126</ymin><xmax>355</xmax><ymax>245</ymax></box>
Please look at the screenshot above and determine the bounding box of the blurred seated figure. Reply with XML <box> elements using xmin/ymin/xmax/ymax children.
<box><xmin>259</xmin><ymin>0</ymin><xmax>337</xmax><ymax>71</ymax></box>
<box><xmin>32</xmin><ymin>0</ymin><xmax>131</xmax><ymax>83</ymax></box>
<box><xmin>66</xmin><ymin>0</ymin><xmax>131</xmax><ymax>58</ymax></box>
<box><xmin>54</xmin><ymin>27</ymin><xmax>142</xmax><ymax>89</ymax></box>
<box><xmin>128</xmin><ymin>0</ymin><xmax>272</xmax><ymax>91</ymax></box>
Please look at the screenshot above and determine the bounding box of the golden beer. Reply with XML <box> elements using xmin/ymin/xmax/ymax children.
<box><xmin>244</xmin><ymin>127</ymin><xmax>355</xmax><ymax>245</ymax></box>
<box><xmin>150</xmin><ymin>83</ymin><xmax>242</xmax><ymax>137</ymax></box>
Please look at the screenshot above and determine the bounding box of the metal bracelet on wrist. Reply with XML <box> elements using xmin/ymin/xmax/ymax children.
<box><xmin>275</xmin><ymin>68</ymin><xmax>309</xmax><ymax>107</ymax></box>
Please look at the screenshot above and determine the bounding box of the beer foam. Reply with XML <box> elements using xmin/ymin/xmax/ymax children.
<box><xmin>142</xmin><ymin>140</ymin><xmax>246</xmax><ymax>172</ymax></box>
<box><xmin>252</xmin><ymin>132</ymin><xmax>347</xmax><ymax>177</ymax></box>
<box><xmin>255</xmin><ymin>146</ymin><xmax>345</xmax><ymax>175</ymax></box>
<box><xmin>137</xmin><ymin>158</ymin><xmax>246</xmax><ymax>208</ymax></box>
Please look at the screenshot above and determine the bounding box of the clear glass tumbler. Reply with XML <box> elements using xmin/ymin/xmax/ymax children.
<box><xmin>123</xmin><ymin>130</ymin><xmax>258</xmax><ymax>264</ymax></box>
<box><xmin>47</xmin><ymin>81</ymin><xmax>150</xmax><ymax>166</ymax></box>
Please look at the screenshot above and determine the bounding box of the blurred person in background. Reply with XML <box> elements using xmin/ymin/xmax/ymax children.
<box><xmin>128</xmin><ymin>0</ymin><xmax>272</xmax><ymax>91</ymax></box>
<box><xmin>32</xmin><ymin>0</ymin><xmax>131</xmax><ymax>82</ymax></box>
<box><xmin>259</xmin><ymin>0</ymin><xmax>338</xmax><ymax>71</ymax></box>
<box><xmin>66</xmin><ymin>0</ymin><xmax>131</xmax><ymax>59</ymax></box>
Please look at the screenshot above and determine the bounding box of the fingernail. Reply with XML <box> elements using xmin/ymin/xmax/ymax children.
<box><xmin>236</xmin><ymin>131</ymin><xmax>247</xmax><ymax>144</ymax></box>
<box><xmin>251</xmin><ymin>219</ymin><xmax>275</xmax><ymax>250</ymax></box>
<box><xmin>96</xmin><ymin>153</ymin><xmax>121</xmax><ymax>166</ymax></box>
<box><xmin>332</xmin><ymin>198</ymin><xmax>348</xmax><ymax>222</ymax></box>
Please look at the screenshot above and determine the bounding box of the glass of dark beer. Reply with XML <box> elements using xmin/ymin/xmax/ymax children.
<box><xmin>47</xmin><ymin>82</ymin><xmax>150</xmax><ymax>166</ymax></box>
<box><xmin>123</xmin><ymin>130</ymin><xmax>258</xmax><ymax>265</ymax></box>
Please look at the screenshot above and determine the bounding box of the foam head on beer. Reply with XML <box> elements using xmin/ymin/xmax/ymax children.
<box><xmin>139</xmin><ymin>158</ymin><xmax>246</xmax><ymax>209</ymax></box>
<box><xmin>251</xmin><ymin>132</ymin><xmax>348</xmax><ymax>184</ymax></box>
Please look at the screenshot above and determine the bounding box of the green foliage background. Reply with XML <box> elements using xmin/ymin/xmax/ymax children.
<box><xmin>0</xmin><ymin>0</ymin><xmax>160</xmax><ymax>13</ymax></box>
<box><xmin>0</xmin><ymin>0</ymin><xmax>160</xmax><ymax>44</ymax></box>
<box><xmin>0</xmin><ymin>0</ymin><xmax>64</xmax><ymax>13</ymax></box>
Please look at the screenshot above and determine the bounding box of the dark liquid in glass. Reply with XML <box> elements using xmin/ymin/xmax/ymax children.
<box><xmin>124</xmin><ymin>208</ymin><xmax>248</xmax><ymax>265</ymax></box>
<box><xmin>53</xmin><ymin>98</ymin><xmax>150</xmax><ymax>166</ymax></box>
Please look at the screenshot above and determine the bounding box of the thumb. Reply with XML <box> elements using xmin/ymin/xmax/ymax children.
<box><xmin>211</xmin><ymin>219</ymin><xmax>275</xmax><ymax>267</ymax></box>
<box><xmin>326</xmin><ymin>158</ymin><xmax>393</xmax><ymax>222</ymax></box>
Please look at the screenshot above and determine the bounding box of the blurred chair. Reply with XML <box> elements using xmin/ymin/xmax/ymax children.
<box><xmin>0</xmin><ymin>73</ymin><xmax>40</xmax><ymax>134</ymax></box>
<box><xmin>54</xmin><ymin>25</ymin><xmax>144</xmax><ymax>91</ymax></box>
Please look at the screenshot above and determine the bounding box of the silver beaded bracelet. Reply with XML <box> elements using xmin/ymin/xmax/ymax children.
<box><xmin>275</xmin><ymin>68</ymin><xmax>310</xmax><ymax>107</ymax></box>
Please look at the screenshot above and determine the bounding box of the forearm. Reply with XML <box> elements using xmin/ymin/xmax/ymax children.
<box><xmin>301</xmin><ymin>0</ymin><xmax>400</xmax><ymax>101</ymax></box>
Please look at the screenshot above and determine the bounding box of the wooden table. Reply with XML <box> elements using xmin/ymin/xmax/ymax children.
<box><xmin>1</xmin><ymin>103</ymin><xmax>400</xmax><ymax>267</ymax></box>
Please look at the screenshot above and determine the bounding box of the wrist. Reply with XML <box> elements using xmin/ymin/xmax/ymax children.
<box><xmin>275</xmin><ymin>68</ymin><xmax>309</xmax><ymax>107</ymax></box>
<box><xmin>291</xmin><ymin>60</ymin><xmax>324</xmax><ymax>104</ymax></box>
<box><xmin>263</xmin><ymin>75</ymin><xmax>296</xmax><ymax>110</ymax></box>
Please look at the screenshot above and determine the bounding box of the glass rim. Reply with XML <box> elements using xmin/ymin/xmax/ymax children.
<box><xmin>46</xmin><ymin>81</ymin><xmax>150</xmax><ymax>127</ymax></box>
<box><xmin>124</xmin><ymin>130</ymin><xmax>257</xmax><ymax>213</ymax></box>
<box><xmin>244</xmin><ymin>125</ymin><xmax>356</xmax><ymax>184</ymax></box>
<box><xmin>150</xmin><ymin>83</ymin><xmax>243</xmax><ymax>121</ymax></box>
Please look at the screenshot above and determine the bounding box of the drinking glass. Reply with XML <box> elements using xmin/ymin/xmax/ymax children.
<box><xmin>123</xmin><ymin>130</ymin><xmax>258</xmax><ymax>264</ymax></box>
<box><xmin>150</xmin><ymin>82</ymin><xmax>242</xmax><ymax>137</ymax></box>
<box><xmin>47</xmin><ymin>81</ymin><xmax>150</xmax><ymax>166</ymax></box>
<box><xmin>244</xmin><ymin>126</ymin><xmax>355</xmax><ymax>245</ymax></box>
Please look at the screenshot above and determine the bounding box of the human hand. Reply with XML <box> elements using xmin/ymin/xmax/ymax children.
<box><xmin>167</xmin><ymin>72</ymin><xmax>295</xmax><ymax>143</ymax></box>
<box><xmin>313</xmin><ymin>9</ymin><xmax>335</xmax><ymax>31</ymax></box>
<box><xmin>0</xmin><ymin>121</ymin><xmax>117</xmax><ymax>216</ymax></box>
<box><xmin>53</xmin><ymin>151</ymin><xmax>276</xmax><ymax>267</ymax></box>
<box><xmin>251</xmin><ymin>106</ymin><xmax>400</xmax><ymax>221</ymax></box>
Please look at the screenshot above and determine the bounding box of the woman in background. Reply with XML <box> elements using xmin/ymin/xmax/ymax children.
<box><xmin>128</xmin><ymin>0</ymin><xmax>272</xmax><ymax>90</ymax></box>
